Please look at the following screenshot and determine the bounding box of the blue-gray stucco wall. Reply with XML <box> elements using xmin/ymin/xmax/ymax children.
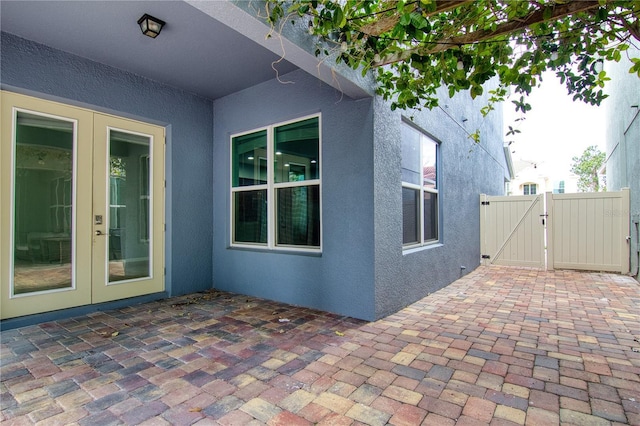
<box><xmin>0</xmin><ymin>33</ymin><xmax>214</xmax><ymax>308</ymax></box>
<box><xmin>372</xmin><ymin>86</ymin><xmax>508</xmax><ymax>319</ymax></box>
<box><xmin>212</xmin><ymin>69</ymin><xmax>376</xmax><ymax>320</ymax></box>
<box><xmin>605</xmin><ymin>46</ymin><xmax>640</xmax><ymax>278</ymax></box>
<box><xmin>213</xmin><ymin>68</ymin><xmax>507</xmax><ymax>321</ymax></box>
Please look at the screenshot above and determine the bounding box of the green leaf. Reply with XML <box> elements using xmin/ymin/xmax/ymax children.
<box><xmin>470</xmin><ymin>85</ymin><xmax>483</xmax><ymax>99</ymax></box>
<box><xmin>630</xmin><ymin>58</ymin><xmax>640</xmax><ymax>77</ymax></box>
<box><xmin>333</xmin><ymin>8</ymin><xmax>346</xmax><ymax>27</ymax></box>
<box><xmin>410</xmin><ymin>13</ymin><xmax>430</xmax><ymax>30</ymax></box>
<box><xmin>613</xmin><ymin>50</ymin><xmax>621</xmax><ymax>62</ymax></box>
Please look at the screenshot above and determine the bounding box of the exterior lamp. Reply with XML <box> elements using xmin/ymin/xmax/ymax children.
<box><xmin>137</xmin><ymin>14</ymin><xmax>165</xmax><ymax>38</ymax></box>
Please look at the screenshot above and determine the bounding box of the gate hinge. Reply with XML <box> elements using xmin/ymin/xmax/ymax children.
<box><xmin>481</xmin><ymin>201</ymin><xmax>490</xmax><ymax>206</ymax></box>
<box><xmin>481</xmin><ymin>254</ymin><xmax>490</xmax><ymax>259</ymax></box>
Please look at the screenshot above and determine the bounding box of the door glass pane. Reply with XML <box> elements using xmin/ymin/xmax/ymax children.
<box><xmin>109</xmin><ymin>130</ymin><xmax>151</xmax><ymax>282</ymax></box>
<box><xmin>13</xmin><ymin>112</ymin><xmax>74</xmax><ymax>295</ymax></box>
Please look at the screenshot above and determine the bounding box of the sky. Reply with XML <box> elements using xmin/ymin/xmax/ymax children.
<box><xmin>503</xmin><ymin>71</ymin><xmax>606</xmax><ymax>177</ymax></box>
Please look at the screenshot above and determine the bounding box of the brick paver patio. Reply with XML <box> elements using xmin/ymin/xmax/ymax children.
<box><xmin>1</xmin><ymin>266</ymin><xmax>639</xmax><ymax>425</ymax></box>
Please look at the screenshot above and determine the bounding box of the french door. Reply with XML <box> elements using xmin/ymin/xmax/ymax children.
<box><xmin>1</xmin><ymin>91</ymin><xmax>164</xmax><ymax>319</ymax></box>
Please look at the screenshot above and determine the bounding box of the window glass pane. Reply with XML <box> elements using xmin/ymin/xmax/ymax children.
<box><xmin>553</xmin><ymin>181</ymin><xmax>565</xmax><ymax>194</ymax></box>
<box><xmin>108</xmin><ymin>130</ymin><xmax>150</xmax><ymax>282</ymax></box>
<box><xmin>402</xmin><ymin>187</ymin><xmax>419</xmax><ymax>245</ymax></box>
<box><xmin>232</xmin><ymin>130</ymin><xmax>267</xmax><ymax>187</ymax></box>
<box><xmin>274</xmin><ymin>117</ymin><xmax>319</xmax><ymax>183</ymax></box>
<box><xmin>276</xmin><ymin>185</ymin><xmax>320</xmax><ymax>246</ymax></box>
<box><xmin>422</xmin><ymin>136</ymin><xmax>437</xmax><ymax>189</ymax></box>
<box><xmin>524</xmin><ymin>184</ymin><xmax>537</xmax><ymax>195</ymax></box>
<box><xmin>234</xmin><ymin>190</ymin><xmax>267</xmax><ymax>244</ymax></box>
<box><xmin>13</xmin><ymin>112</ymin><xmax>74</xmax><ymax>294</ymax></box>
<box><xmin>423</xmin><ymin>191</ymin><xmax>438</xmax><ymax>242</ymax></box>
<box><xmin>401</xmin><ymin>124</ymin><xmax>421</xmax><ymax>185</ymax></box>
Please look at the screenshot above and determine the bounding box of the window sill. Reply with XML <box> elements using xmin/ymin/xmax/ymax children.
<box><xmin>403</xmin><ymin>242</ymin><xmax>443</xmax><ymax>255</ymax></box>
<box><xmin>228</xmin><ymin>245</ymin><xmax>322</xmax><ymax>257</ymax></box>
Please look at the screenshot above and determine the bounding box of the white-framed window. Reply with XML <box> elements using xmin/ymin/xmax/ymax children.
<box><xmin>553</xmin><ymin>180</ymin><xmax>565</xmax><ymax>194</ymax></box>
<box><xmin>401</xmin><ymin>121</ymin><xmax>439</xmax><ymax>247</ymax></box>
<box><xmin>523</xmin><ymin>183</ymin><xmax>537</xmax><ymax>195</ymax></box>
<box><xmin>505</xmin><ymin>181</ymin><xmax>512</xmax><ymax>196</ymax></box>
<box><xmin>230</xmin><ymin>115</ymin><xmax>321</xmax><ymax>252</ymax></box>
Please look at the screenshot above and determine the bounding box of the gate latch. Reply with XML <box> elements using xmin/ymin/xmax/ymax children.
<box><xmin>539</xmin><ymin>213</ymin><xmax>548</xmax><ymax>225</ymax></box>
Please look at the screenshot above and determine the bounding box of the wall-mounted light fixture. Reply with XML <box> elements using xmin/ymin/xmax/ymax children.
<box><xmin>137</xmin><ymin>14</ymin><xmax>165</xmax><ymax>38</ymax></box>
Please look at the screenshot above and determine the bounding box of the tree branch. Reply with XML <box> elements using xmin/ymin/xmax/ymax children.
<box><xmin>373</xmin><ymin>0</ymin><xmax>606</xmax><ymax>66</ymax></box>
<box><xmin>611</xmin><ymin>14</ymin><xmax>640</xmax><ymax>42</ymax></box>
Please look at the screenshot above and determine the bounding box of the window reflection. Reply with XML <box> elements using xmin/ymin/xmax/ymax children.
<box><xmin>232</xmin><ymin>130</ymin><xmax>268</xmax><ymax>187</ymax></box>
<box><xmin>274</xmin><ymin>117</ymin><xmax>319</xmax><ymax>184</ymax></box>
<box><xmin>108</xmin><ymin>130</ymin><xmax>151</xmax><ymax>282</ymax></box>
<box><xmin>13</xmin><ymin>112</ymin><xmax>74</xmax><ymax>295</ymax></box>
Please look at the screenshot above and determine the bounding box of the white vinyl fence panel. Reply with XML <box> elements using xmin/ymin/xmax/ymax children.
<box><xmin>547</xmin><ymin>190</ymin><xmax>630</xmax><ymax>273</ymax></box>
<box><xmin>480</xmin><ymin>189</ymin><xmax>629</xmax><ymax>273</ymax></box>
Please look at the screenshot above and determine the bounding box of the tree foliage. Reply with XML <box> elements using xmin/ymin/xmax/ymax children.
<box><xmin>571</xmin><ymin>145</ymin><xmax>606</xmax><ymax>192</ymax></box>
<box><xmin>265</xmin><ymin>0</ymin><xmax>640</xmax><ymax>114</ymax></box>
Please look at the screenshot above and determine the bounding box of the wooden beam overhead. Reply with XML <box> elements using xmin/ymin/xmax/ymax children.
<box><xmin>359</xmin><ymin>0</ymin><xmax>473</xmax><ymax>36</ymax></box>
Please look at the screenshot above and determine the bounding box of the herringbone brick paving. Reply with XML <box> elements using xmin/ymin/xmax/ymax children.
<box><xmin>1</xmin><ymin>266</ymin><xmax>639</xmax><ymax>425</ymax></box>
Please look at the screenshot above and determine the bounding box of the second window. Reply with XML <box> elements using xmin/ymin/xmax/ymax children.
<box><xmin>401</xmin><ymin>122</ymin><xmax>439</xmax><ymax>247</ymax></box>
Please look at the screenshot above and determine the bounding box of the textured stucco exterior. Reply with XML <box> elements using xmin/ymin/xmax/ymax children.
<box><xmin>212</xmin><ymin>70</ymin><xmax>508</xmax><ymax>321</ymax></box>
<box><xmin>1</xmin><ymin>1</ymin><xmax>509</xmax><ymax>327</ymax></box>
<box><xmin>605</xmin><ymin>46</ymin><xmax>640</xmax><ymax>278</ymax></box>
<box><xmin>212</xmin><ymin>69</ymin><xmax>377</xmax><ymax>320</ymax></box>
<box><xmin>372</xmin><ymin>86</ymin><xmax>508</xmax><ymax>319</ymax></box>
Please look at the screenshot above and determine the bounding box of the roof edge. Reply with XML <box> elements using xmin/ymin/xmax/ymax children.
<box><xmin>185</xmin><ymin>0</ymin><xmax>375</xmax><ymax>100</ymax></box>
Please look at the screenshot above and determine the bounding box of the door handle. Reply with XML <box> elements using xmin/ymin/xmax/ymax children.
<box><xmin>95</xmin><ymin>230</ymin><xmax>106</xmax><ymax>236</ymax></box>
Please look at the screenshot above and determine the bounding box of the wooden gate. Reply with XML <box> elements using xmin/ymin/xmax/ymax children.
<box><xmin>479</xmin><ymin>194</ymin><xmax>545</xmax><ymax>268</ymax></box>
<box><xmin>480</xmin><ymin>189</ymin><xmax>630</xmax><ymax>273</ymax></box>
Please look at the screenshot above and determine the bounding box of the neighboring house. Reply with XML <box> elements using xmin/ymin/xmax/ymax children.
<box><xmin>503</xmin><ymin>144</ymin><xmax>515</xmax><ymax>195</ymax></box>
<box><xmin>604</xmin><ymin>45</ymin><xmax>640</xmax><ymax>279</ymax></box>
<box><xmin>508</xmin><ymin>159</ymin><xmax>579</xmax><ymax>196</ymax></box>
<box><xmin>0</xmin><ymin>1</ymin><xmax>509</xmax><ymax>328</ymax></box>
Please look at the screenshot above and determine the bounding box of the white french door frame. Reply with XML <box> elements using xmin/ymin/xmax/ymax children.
<box><xmin>0</xmin><ymin>91</ymin><xmax>165</xmax><ymax>319</ymax></box>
